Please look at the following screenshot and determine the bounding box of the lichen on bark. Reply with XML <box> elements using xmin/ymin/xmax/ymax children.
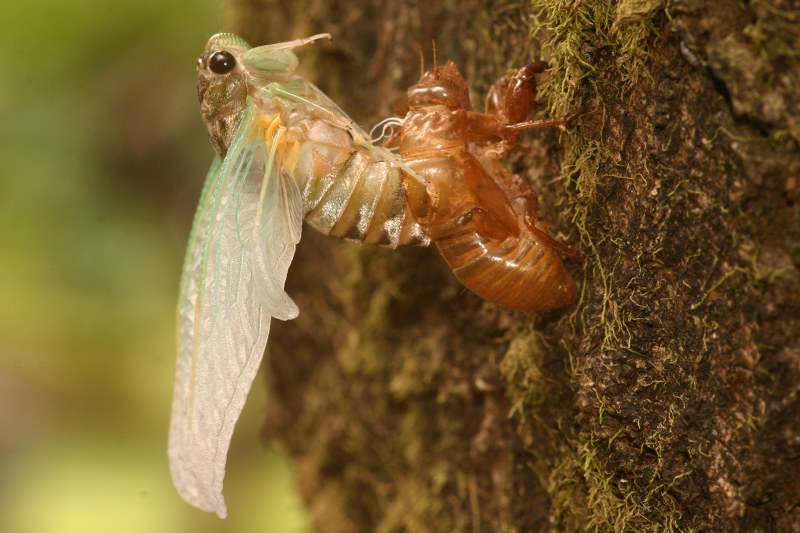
<box><xmin>224</xmin><ymin>0</ymin><xmax>800</xmax><ymax>530</ymax></box>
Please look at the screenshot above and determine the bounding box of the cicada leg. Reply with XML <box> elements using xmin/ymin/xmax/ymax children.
<box><xmin>505</xmin><ymin>107</ymin><xmax>586</xmax><ymax>134</ymax></box>
<box><xmin>462</xmin><ymin>154</ymin><xmax>521</xmax><ymax>240</ymax></box>
<box><xmin>487</xmin><ymin>167</ymin><xmax>582</xmax><ymax>267</ymax></box>
<box><xmin>475</xmin><ymin>63</ymin><xmax>586</xmax><ymax>265</ymax></box>
<box><xmin>503</xmin><ymin>61</ymin><xmax>549</xmax><ymax>123</ymax></box>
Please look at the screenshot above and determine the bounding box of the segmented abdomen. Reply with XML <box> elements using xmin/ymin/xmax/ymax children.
<box><xmin>301</xmin><ymin>148</ymin><xmax>429</xmax><ymax>248</ymax></box>
<box><xmin>273</xmin><ymin>83</ymin><xmax>429</xmax><ymax>250</ymax></box>
<box><xmin>435</xmin><ymin>224</ymin><xmax>576</xmax><ymax>311</ymax></box>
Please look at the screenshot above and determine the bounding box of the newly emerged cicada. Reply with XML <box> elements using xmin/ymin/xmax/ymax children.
<box><xmin>169</xmin><ymin>33</ymin><xmax>428</xmax><ymax>518</ymax></box>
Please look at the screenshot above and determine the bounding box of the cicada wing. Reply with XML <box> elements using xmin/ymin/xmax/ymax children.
<box><xmin>168</xmin><ymin>103</ymin><xmax>302</xmax><ymax>518</ymax></box>
<box><xmin>249</xmin><ymin>127</ymin><xmax>303</xmax><ymax>318</ymax></box>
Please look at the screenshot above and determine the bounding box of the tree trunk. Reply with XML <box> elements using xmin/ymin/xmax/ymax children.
<box><xmin>227</xmin><ymin>0</ymin><xmax>800</xmax><ymax>530</ymax></box>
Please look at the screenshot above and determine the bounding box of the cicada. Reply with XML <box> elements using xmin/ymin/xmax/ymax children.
<box><xmin>168</xmin><ymin>33</ymin><xmax>428</xmax><ymax>518</ymax></box>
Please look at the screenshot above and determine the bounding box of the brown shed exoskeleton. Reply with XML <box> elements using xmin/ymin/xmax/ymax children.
<box><xmin>392</xmin><ymin>60</ymin><xmax>582</xmax><ymax>311</ymax></box>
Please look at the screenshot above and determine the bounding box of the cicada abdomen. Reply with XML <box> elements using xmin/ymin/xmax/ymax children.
<box><xmin>395</xmin><ymin>61</ymin><xmax>581</xmax><ymax>311</ymax></box>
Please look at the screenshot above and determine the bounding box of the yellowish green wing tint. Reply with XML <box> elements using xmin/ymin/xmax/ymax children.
<box><xmin>168</xmin><ymin>103</ymin><xmax>302</xmax><ymax>518</ymax></box>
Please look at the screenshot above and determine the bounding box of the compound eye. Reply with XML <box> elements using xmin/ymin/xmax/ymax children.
<box><xmin>208</xmin><ymin>51</ymin><xmax>236</xmax><ymax>74</ymax></box>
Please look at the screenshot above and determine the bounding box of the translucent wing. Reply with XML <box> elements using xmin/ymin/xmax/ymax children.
<box><xmin>168</xmin><ymin>102</ymin><xmax>303</xmax><ymax>518</ymax></box>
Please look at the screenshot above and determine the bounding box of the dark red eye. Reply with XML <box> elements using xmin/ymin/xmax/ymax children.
<box><xmin>208</xmin><ymin>51</ymin><xmax>236</xmax><ymax>74</ymax></box>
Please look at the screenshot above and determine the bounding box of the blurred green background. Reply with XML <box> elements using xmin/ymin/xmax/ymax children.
<box><xmin>0</xmin><ymin>1</ymin><xmax>308</xmax><ymax>531</ymax></box>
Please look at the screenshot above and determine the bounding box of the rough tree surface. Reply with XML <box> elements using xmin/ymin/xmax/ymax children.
<box><xmin>227</xmin><ymin>0</ymin><xmax>800</xmax><ymax>530</ymax></box>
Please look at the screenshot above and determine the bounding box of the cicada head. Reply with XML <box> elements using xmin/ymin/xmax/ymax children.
<box><xmin>197</xmin><ymin>33</ymin><xmax>332</xmax><ymax>158</ymax></box>
<box><xmin>407</xmin><ymin>62</ymin><xmax>473</xmax><ymax>112</ymax></box>
<box><xmin>197</xmin><ymin>33</ymin><xmax>251</xmax><ymax>158</ymax></box>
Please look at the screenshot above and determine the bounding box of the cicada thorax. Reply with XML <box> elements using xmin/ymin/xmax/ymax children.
<box><xmin>396</xmin><ymin>62</ymin><xmax>577</xmax><ymax>311</ymax></box>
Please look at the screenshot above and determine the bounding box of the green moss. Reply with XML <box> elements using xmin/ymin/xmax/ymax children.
<box><xmin>689</xmin><ymin>267</ymin><xmax>748</xmax><ymax>310</ymax></box>
<box><xmin>506</xmin><ymin>1</ymin><xmax>712</xmax><ymax>530</ymax></box>
<box><xmin>547</xmin><ymin>416</ymin><xmax>690</xmax><ymax>531</ymax></box>
<box><xmin>547</xmin><ymin>436</ymin><xmax>680</xmax><ymax>532</ymax></box>
<box><xmin>525</xmin><ymin>0</ymin><xmax>673</xmax><ymax>352</ymax></box>
<box><xmin>500</xmin><ymin>327</ymin><xmax>551</xmax><ymax>421</ymax></box>
<box><xmin>531</xmin><ymin>0</ymin><xmax>611</xmax><ymax>109</ymax></box>
<box><xmin>611</xmin><ymin>0</ymin><xmax>662</xmax><ymax>90</ymax></box>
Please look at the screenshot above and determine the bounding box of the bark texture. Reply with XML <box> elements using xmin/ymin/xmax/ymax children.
<box><xmin>225</xmin><ymin>0</ymin><xmax>800</xmax><ymax>530</ymax></box>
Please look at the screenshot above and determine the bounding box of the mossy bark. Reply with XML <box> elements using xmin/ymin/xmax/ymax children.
<box><xmin>227</xmin><ymin>0</ymin><xmax>800</xmax><ymax>530</ymax></box>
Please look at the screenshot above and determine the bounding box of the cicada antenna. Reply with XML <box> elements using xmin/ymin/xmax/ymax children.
<box><xmin>271</xmin><ymin>33</ymin><xmax>332</xmax><ymax>51</ymax></box>
<box><xmin>296</xmin><ymin>33</ymin><xmax>332</xmax><ymax>45</ymax></box>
